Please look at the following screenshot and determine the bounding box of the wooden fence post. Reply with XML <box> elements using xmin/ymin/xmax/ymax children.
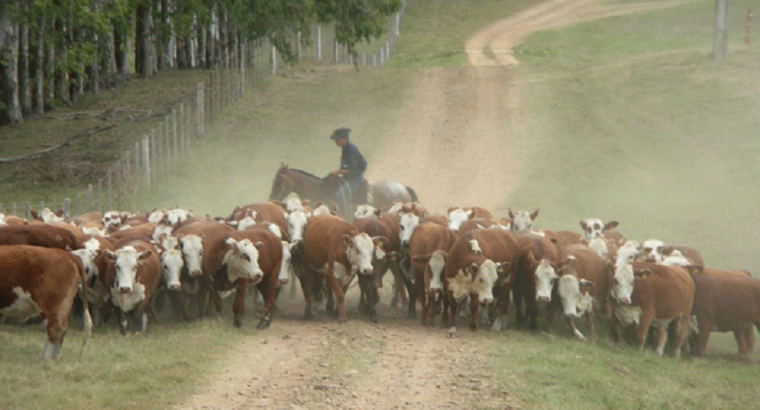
<box><xmin>108</xmin><ymin>168</ymin><xmax>113</xmax><ymax>210</ymax></box>
<box><xmin>151</xmin><ymin>128</ymin><xmax>157</xmax><ymax>182</ymax></box>
<box><xmin>197</xmin><ymin>82</ymin><xmax>204</xmax><ymax>137</ymax></box>
<box><xmin>25</xmin><ymin>203</ymin><xmax>30</xmax><ymax>220</ymax></box>
<box><xmin>97</xmin><ymin>179</ymin><xmax>102</xmax><ymax>212</ymax></box>
<box><xmin>63</xmin><ymin>198</ymin><xmax>70</xmax><ymax>218</ymax></box>
<box><xmin>747</xmin><ymin>8</ymin><xmax>753</xmax><ymax>45</ymax></box>
<box><xmin>317</xmin><ymin>26</ymin><xmax>322</xmax><ymax>60</ymax></box>
<box><xmin>88</xmin><ymin>184</ymin><xmax>93</xmax><ymax>212</ymax></box>
<box><xmin>180</xmin><ymin>102</ymin><xmax>185</xmax><ymax>153</ymax></box>
<box><xmin>135</xmin><ymin>142</ymin><xmax>140</xmax><ymax>195</ymax></box>
<box><xmin>714</xmin><ymin>0</ymin><xmax>729</xmax><ymax>61</ymax></box>
<box><xmin>142</xmin><ymin>135</ymin><xmax>151</xmax><ymax>188</ymax></box>
<box><xmin>164</xmin><ymin>116</ymin><xmax>170</xmax><ymax>176</ymax></box>
<box><xmin>271</xmin><ymin>45</ymin><xmax>277</xmax><ymax>75</ymax></box>
<box><xmin>173</xmin><ymin>108</ymin><xmax>178</xmax><ymax>161</ymax></box>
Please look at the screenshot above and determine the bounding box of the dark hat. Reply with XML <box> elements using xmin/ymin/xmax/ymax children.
<box><xmin>330</xmin><ymin>127</ymin><xmax>351</xmax><ymax>140</ymax></box>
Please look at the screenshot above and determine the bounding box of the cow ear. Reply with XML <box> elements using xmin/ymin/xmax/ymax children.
<box><xmin>225</xmin><ymin>237</ymin><xmax>238</xmax><ymax>249</ymax></box>
<box><xmin>579</xmin><ymin>220</ymin><xmax>587</xmax><ymax>230</ymax></box>
<box><xmin>468</xmin><ymin>263</ymin><xmax>478</xmax><ymax>274</ymax></box>
<box><xmin>685</xmin><ymin>265</ymin><xmax>703</xmax><ymax>276</ymax></box>
<box><xmin>200</xmin><ymin>233</ymin><xmax>206</xmax><ymax>239</ymax></box>
<box><xmin>633</xmin><ymin>269</ymin><xmax>650</xmax><ymax>280</ymax></box>
<box><xmin>104</xmin><ymin>249</ymin><xmax>117</xmax><ymax>260</ymax></box>
<box><xmin>373</xmin><ymin>236</ymin><xmax>388</xmax><ymax>250</ymax></box>
<box><xmin>580</xmin><ymin>238</ymin><xmax>589</xmax><ymax>246</ymax></box>
<box><xmin>527</xmin><ymin>251</ymin><xmax>537</xmax><ymax>266</ymax></box>
<box><xmin>496</xmin><ymin>262</ymin><xmax>510</xmax><ymax>274</ymax></box>
<box><xmin>466</xmin><ymin>209</ymin><xmax>473</xmax><ymax>218</ymax></box>
<box><xmin>579</xmin><ymin>279</ymin><xmax>595</xmax><ymax>292</ymax></box>
<box><xmin>342</xmin><ymin>234</ymin><xmax>353</xmax><ymax>248</ymax></box>
<box><xmin>605</xmin><ymin>260</ymin><xmax>615</xmax><ymax>274</ymax></box>
<box><xmin>530</xmin><ymin>208</ymin><xmax>540</xmax><ymax>221</ymax></box>
<box><xmin>138</xmin><ymin>250</ymin><xmax>152</xmax><ymax>261</ymax></box>
<box><xmin>447</xmin><ymin>207</ymin><xmax>456</xmax><ymax>215</ymax></box>
<box><xmin>254</xmin><ymin>241</ymin><xmax>264</xmax><ymax>249</ymax></box>
<box><xmin>508</xmin><ymin>208</ymin><xmax>515</xmax><ymax>220</ymax></box>
<box><xmin>604</xmin><ymin>221</ymin><xmax>619</xmax><ymax>231</ymax></box>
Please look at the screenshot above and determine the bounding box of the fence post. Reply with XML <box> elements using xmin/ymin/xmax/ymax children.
<box><xmin>334</xmin><ymin>40</ymin><xmax>338</xmax><ymax>64</ymax></box>
<box><xmin>164</xmin><ymin>116</ymin><xmax>170</xmax><ymax>176</ymax></box>
<box><xmin>142</xmin><ymin>135</ymin><xmax>150</xmax><ymax>188</ymax></box>
<box><xmin>12</xmin><ymin>202</ymin><xmax>17</xmax><ymax>216</ymax></box>
<box><xmin>108</xmin><ymin>168</ymin><xmax>113</xmax><ymax>210</ymax></box>
<box><xmin>271</xmin><ymin>45</ymin><xmax>277</xmax><ymax>75</ymax></box>
<box><xmin>97</xmin><ymin>179</ymin><xmax>102</xmax><ymax>212</ymax></box>
<box><xmin>25</xmin><ymin>202</ymin><xmax>30</xmax><ymax>220</ymax></box>
<box><xmin>317</xmin><ymin>26</ymin><xmax>322</xmax><ymax>60</ymax></box>
<box><xmin>63</xmin><ymin>198</ymin><xmax>70</xmax><ymax>218</ymax></box>
<box><xmin>134</xmin><ymin>143</ymin><xmax>140</xmax><ymax>195</ymax></box>
<box><xmin>196</xmin><ymin>82</ymin><xmax>204</xmax><ymax>138</ymax></box>
<box><xmin>395</xmin><ymin>13</ymin><xmax>400</xmax><ymax>36</ymax></box>
<box><xmin>87</xmin><ymin>184</ymin><xmax>93</xmax><ymax>212</ymax></box>
<box><xmin>0</xmin><ymin>203</ymin><xmax>2</xmax><ymax>213</ymax></box>
<box><xmin>747</xmin><ymin>8</ymin><xmax>753</xmax><ymax>45</ymax></box>
<box><xmin>151</xmin><ymin>128</ymin><xmax>158</xmax><ymax>182</ymax></box>
<box><xmin>172</xmin><ymin>108</ymin><xmax>178</xmax><ymax>161</ymax></box>
<box><xmin>180</xmin><ymin>102</ymin><xmax>185</xmax><ymax>153</ymax></box>
<box><xmin>38</xmin><ymin>201</ymin><xmax>44</xmax><ymax>215</ymax></box>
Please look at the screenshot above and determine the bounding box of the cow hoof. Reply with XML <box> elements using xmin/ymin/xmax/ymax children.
<box><xmin>256</xmin><ymin>319</ymin><xmax>271</xmax><ymax>330</ymax></box>
<box><xmin>233</xmin><ymin>319</ymin><xmax>242</xmax><ymax>328</ymax></box>
<box><xmin>369</xmin><ymin>315</ymin><xmax>378</xmax><ymax>324</ymax></box>
<box><xmin>447</xmin><ymin>327</ymin><xmax>457</xmax><ymax>338</ymax></box>
<box><xmin>407</xmin><ymin>313</ymin><xmax>416</xmax><ymax>320</ymax></box>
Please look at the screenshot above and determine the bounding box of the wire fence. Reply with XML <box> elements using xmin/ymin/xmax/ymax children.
<box><xmin>0</xmin><ymin>0</ymin><xmax>408</xmax><ymax>220</ymax></box>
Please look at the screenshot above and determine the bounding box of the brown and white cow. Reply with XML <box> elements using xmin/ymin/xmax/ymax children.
<box><xmin>0</xmin><ymin>245</ymin><xmax>93</xmax><ymax>360</ymax></box>
<box><xmin>512</xmin><ymin>232</ymin><xmax>559</xmax><ymax>330</ymax></box>
<box><xmin>443</xmin><ymin>229</ymin><xmax>519</xmax><ymax>336</ymax></box>
<box><xmin>207</xmin><ymin>227</ymin><xmax>283</xmax><ymax>328</ymax></box>
<box><xmin>352</xmin><ymin>213</ymin><xmax>400</xmax><ymax>323</ymax></box>
<box><xmin>690</xmin><ymin>274</ymin><xmax>760</xmax><ymax>358</ymax></box>
<box><xmin>0</xmin><ymin>224</ymin><xmax>79</xmax><ymax>250</ymax></box>
<box><xmin>579</xmin><ymin>218</ymin><xmax>625</xmax><ymax>246</ymax></box>
<box><xmin>226</xmin><ymin>202</ymin><xmax>288</xmax><ymax>236</ymax></box>
<box><xmin>549</xmin><ymin>244</ymin><xmax>611</xmax><ymax>341</ymax></box>
<box><xmin>408</xmin><ymin>222</ymin><xmax>459</xmax><ymax>326</ymax></box>
<box><xmin>641</xmin><ymin>239</ymin><xmax>705</xmax><ymax>267</ymax></box>
<box><xmin>296</xmin><ymin>214</ymin><xmax>381</xmax><ymax>323</ymax></box>
<box><xmin>446</xmin><ymin>206</ymin><xmax>493</xmax><ymax>231</ymax></box>
<box><xmin>71</xmin><ymin>235</ymin><xmax>116</xmax><ymax>325</ymax></box>
<box><xmin>104</xmin><ymin>237</ymin><xmax>161</xmax><ymax>334</ymax></box>
<box><xmin>609</xmin><ymin>262</ymin><xmax>695</xmax><ymax>357</ymax></box>
<box><xmin>508</xmin><ymin>208</ymin><xmax>539</xmax><ymax>233</ymax></box>
<box><xmin>457</xmin><ymin>218</ymin><xmax>511</xmax><ymax>236</ymax></box>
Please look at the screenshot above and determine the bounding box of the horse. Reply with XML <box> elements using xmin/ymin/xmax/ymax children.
<box><xmin>268</xmin><ymin>163</ymin><xmax>419</xmax><ymax>217</ymax></box>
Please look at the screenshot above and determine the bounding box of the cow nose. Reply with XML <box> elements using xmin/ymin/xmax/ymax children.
<box><xmin>537</xmin><ymin>296</ymin><xmax>549</xmax><ymax>303</ymax></box>
<box><xmin>361</xmin><ymin>268</ymin><xmax>373</xmax><ymax>276</ymax></box>
<box><xmin>620</xmin><ymin>298</ymin><xmax>631</xmax><ymax>305</ymax></box>
<box><xmin>279</xmin><ymin>278</ymin><xmax>289</xmax><ymax>285</ymax></box>
<box><xmin>481</xmin><ymin>298</ymin><xmax>493</xmax><ymax>305</ymax></box>
<box><xmin>169</xmin><ymin>284</ymin><xmax>181</xmax><ymax>291</ymax></box>
<box><xmin>566</xmin><ymin>312</ymin><xmax>577</xmax><ymax>318</ymax></box>
<box><xmin>190</xmin><ymin>270</ymin><xmax>202</xmax><ymax>277</ymax></box>
<box><xmin>119</xmin><ymin>286</ymin><xmax>131</xmax><ymax>293</ymax></box>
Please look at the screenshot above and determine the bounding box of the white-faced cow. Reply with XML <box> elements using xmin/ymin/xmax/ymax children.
<box><xmin>579</xmin><ymin>218</ymin><xmax>625</xmax><ymax>246</ymax></box>
<box><xmin>508</xmin><ymin>208</ymin><xmax>539</xmax><ymax>233</ymax></box>
<box><xmin>512</xmin><ymin>232</ymin><xmax>559</xmax><ymax>330</ymax></box>
<box><xmin>409</xmin><ymin>222</ymin><xmax>459</xmax><ymax>326</ymax></box>
<box><xmin>446</xmin><ymin>206</ymin><xmax>493</xmax><ymax>231</ymax></box>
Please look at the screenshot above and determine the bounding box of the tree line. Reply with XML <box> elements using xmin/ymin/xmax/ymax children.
<box><xmin>0</xmin><ymin>0</ymin><xmax>402</xmax><ymax>125</ymax></box>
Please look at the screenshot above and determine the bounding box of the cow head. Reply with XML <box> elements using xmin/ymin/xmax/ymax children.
<box><xmin>285</xmin><ymin>209</ymin><xmax>309</xmax><ymax>243</ymax></box>
<box><xmin>223</xmin><ymin>237</ymin><xmax>264</xmax><ymax>283</ymax></box>
<box><xmin>82</xmin><ymin>224</ymin><xmax>108</xmax><ymax>237</ymax></box>
<box><xmin>613</xmin><ymin>240</ymin><xmax>641</xmax><ymax>267</ymax></box>
<box><xmin>611</xmin><ymin>263</ymin><xmax>649</xmax><ymax>305</ymax></box>
<box><xmin>428</xmin><ymin>251</ymin><xmax>448</xmax><ymax>294</ymax></box>
<box><xmin>147</xmin><ymin>209</ymin><xmax>166</xmax><ymax>224</ymax></box>
<box><xmin>159</xmin><ymin>248</ymin><xmax>184</xmax><ymax>291</ymax></box>
<box><xmin>508</xmin><ymin>208</ymin><xmax>539</xmax><ymax>232</ymax></box>
<box><xmin>398</xmin><ymin>211</ymin><xmax>421</xmax><ymax>248</ymax></box>
<box><xmin>368</xmin><ymin>236</ymin><xmax>397</xmax><ymax>289</ymax></box>
<box><xmin>166</xmin><ymin>208</ymin><xmax>192</xmax><ymax>225</ymax></box>
<box><xmin>661</xmin><ymin>250</ymin><xmax>690</xmax><ymax>266</ymax></box>
<box><xmin>152</xmin><ymin>223</ymin><xmax>174</xmax><ymax>244</ymax></box>
<box><xmin>447</xmin><ymin>207</ymin><xmax>472</xmax><ymax>231</ymax></box>
<box><xmin>354</xmin><ymin>204</ymin><xmax>377</xmax><ymax>220</ymax></box>
<box><xmin>40</xmin><ymin>208</ymin><xmax>65</xmax><ymax>224</ymax></box>
<box><xmin>277</xmin><ymin>241</ymin><xmax>294</xmax><ymax>288</ymax></box>
<box><xmin>641</xmin><ymin>239</ymin><xmax>665</xmax><ymax>263</ymax></box>
<box><xmin>531</xmin><ymin>252</ymin><xmax>558</xmax><ymax>306</ymax></box>
<box><xmin>583</xmin><ymin>237</ymin><xmax>612</xmax><ymax>259</ymax></box>
<box><xmin>555</xmin><ymin>257</ymin><xmax>595</xmax><ymax>317</ymax></box>
<box><xmin>178</xmin><ymin>234</ymin><xmax>204</xmax><ymax>277</ymax></box>
<box><xmin>285</xmin><ymin>197</ymin><xmax>306</xmax><ymax>212</ymax></box>
<box><xmin>235</xmin><ymin>216</ymin><xmax>257</xmax><ymax>231</ymax></box>
<box><xmin>312</xmin><ymin>203</ymin><xmax>332</xmax><ymax>217</ymax></box>
<box><xmin>72</xmin><ymin>244</ymin><xmax>100</xmax><ymax>284</ymax></box>
<box><xmin>102</xmin><ymin>210</ymin><xmax>122</xmax><ymax>229</ymax></box>
<box><xmin>105</xmin><ymin>246</ymin><xmax>152</xmax><ymax>293</ymax></box>
<box><xmin>0</xmin><ymin>213</ymin><xmax>6</xmax><ymax>227</ymax></box>
<box><xmin>343</xmin><ymin>233</ymin><xmax>375</xmax><ymax>276</ymax></box>
<box><xmin>472</xmin><ymin>259</ymin><xmax>501</xmax><ymax>305</ymax></box>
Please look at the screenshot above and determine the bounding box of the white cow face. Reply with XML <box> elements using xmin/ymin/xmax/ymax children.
<box><xmin>223</xmin><ymin>238</ymin><xmax>264</xmax><ymax>283</ymax></box>
<box><xmin>148</xmin><ymin>209</ymin><xmax>166</xmax><ymax>224</ymax></box>
<box><xmin>557</xmin><ymin>274</ymin><xmax>595</xmax><ymax>317</ymax></box>
<box><xmin>398</xmin><ymin>212</ymin><xmax>421</xmax><ymax>247</ymax></box>
<box><xmin>473</xmin><ymin>260</ymin><xmax>499</xmax><ymax>304</ymax></box>
<box><xmin>72</xmin><ymin>243</ymin><xmax>99</xmax><ymax>284</ymax></box>
<box><xmin>344</xmin><ymin>233</ymin><xmax>375</xmax><ymax>276</ymax></box>
<box><xmin>661</xmin><ymin>250</ymin><xmax>689</xmax><ymax>266</ymax></box>
<box><xmin>179</xmin><ymin>234</ymin><xmax>204</xmax><ymax>277</ymax></box>
<box><xmin>82</xmin><ymin>225</ymin><xmax>107</xmax><ymax>237</ymax></box>
<box><xmin>614</xmin><ymin>241</ymin><xmax>641</xmax><ymax>267</ymax></box>
<box><xmin>102</xmin><ymin>210</ymin><xmax>122</xmax><ymax>229</ymax></box>
<box><xmin>285</xmin><ymin>210</ymin><xmax>309</xmax><ymax>242</ymax></box>
<box><xmin>285</xmin><ymin>198</ymin><xmax>306</xmax><ymax>212</ymax></box>
<box><xmin>236</xmin><ymin>216</ymin><xmax>257</xmax><ymax>231</ymax></box>
<box><xmin>0</xmin><ymin>213</ymin><xmax>6</xmax><ymax>227</ymax></box>
<box><xmin>106</xmin><ymin>246</ymin><xmax>152</xmax><ymax>293</ymax></box>
<box><xmin>641</xmin><ymin>239</ymin><xmax>665</xmax><ymax>263</ymax></box>
<box><xmin>152</xmin><ymin>224</ymin><xmax>174</xmax><ymax>243</ymax></box>
<box><xmin>277</xmin><ymin>241</ymin><xmax>293</xmax><ymax>287</ymax></box>
<box><xmin>509</xmin><ymin>208</ymin><xmax>539</xmax><ymax>232</ymax></box>
<box><xmin>160</xmin><ymin>249</ymin><xmax>184</xmax><ymax>290</ymax></box>
<box><xmin>446</xmin><ymin>208</ymin><xmax>472</xmax><ymax>231</ymax></box>
<box><xmin>387</xmin><ymin>201</ymin><xmax>404</xmax><ymax>214</ymax></box>
<box><xmin>428</xmin><ymin>251</ymin><xmax>447</xmax><ymax>292</ymax></box>
<box><xmin>311</xmin><ymin>204</ymin><xmax>331</xmax><ymax>217</ymax></box>
<box><xmin>40</xmin><ymin>208</ymin><xmax>65</xmax><ymax>224</ymax></box>
<box><xmin>534</xmin><ymin>259</ymin><xmax>558</xmax><ymax>305</ymax></box>
<box><xmin>166</xmin><ymin>208</ymin><xmax>193</xmax><ymax>225</ymax></box>
<box><xmin>611</xmin><ymin>263</ymin><xmax>649</xmax><ymax>305</ymax></box>
<box><xmin>354</xmin><ymin>205</ymin><xmax>377</xmax><ymax>220</ymax></box>
<box><xmin>580</xmin><ymin>218</ymin><xmax>604</xmax><ymax>240</ymax></box>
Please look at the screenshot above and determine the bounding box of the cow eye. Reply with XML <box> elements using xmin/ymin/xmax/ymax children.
<box><xmin>399</xmin><ymin>225</ymin><xmax>404</xmax><ymax>230</ymax></box>
<box><xmin>163</xmin><ymin>264</ymin><xmax>168</xmax><ymax>270</ymax></box>
<box><xmin>242</xmin><ymin>254</ymin><xmax>251</xmax><ymax>262</ymax></box>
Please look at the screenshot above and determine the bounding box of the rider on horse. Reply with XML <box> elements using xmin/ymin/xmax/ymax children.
<box><xmin>329</xmin><ymin>127</ymin><xmax>367</xmax><ymax>217</ymax></box>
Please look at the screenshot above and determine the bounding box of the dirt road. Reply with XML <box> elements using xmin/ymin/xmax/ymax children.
<box><xmin>177</xmin><ymin>1</ymin><xmax>696</xmax><ymax>409</ymax></box>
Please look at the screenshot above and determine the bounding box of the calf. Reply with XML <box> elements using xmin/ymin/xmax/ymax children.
<box><xmin>0</xmin><ymin>224</ymin><xmax>78</xmax><ymax>250</ymax></box>
<box><xmin>690</xmin><ymin>275</ymin><xmax>760</xmax><ymax>358</ymax></box>
<box><xmin>0</xmin><ymin>245</ymin><xmax>92</xmax><ymax>360</ymax></box>
<box><xmin>580</xmin><ymin>218</ymin><xmax>625</xmax><ymax>246</ymax></box>
<box><xmin>353</xmin><ymin>213</ymin><xmax>400</xmax><ymax>323</ymax></box>
<box><xmin>297</xmin><ymin>214</ymin><xmax>380</xmax><ymax>323</ymax></box>
<box><xmin>641</xmin><ymin>239</ymin><xmax>705</xmax><ymax>267</ymax></box>
<box><xmin>104</xmin><ymin>238</ymin><xmax>161</xmax><ymax>334</ymax></box>
<box><xmin>512</xmin><ymin>232</ymin><xmax>558</xmax><ymax>330</ymax></box>
<box><xmin>409</xmin><ymin>222</ymin><xmax>459</xmax><ymax>326</ymax></box>
<box><xmin>72</xmin><ymin>235</ymin><xmax>116</xmax><ymax>325</ymax></box>
<box><xmin>226</xmin><ymin>202</ymin><xmax>288</xmax><ymax>236</ymax></box>
<box><xmin>446</xmin><ymin>206</ymin><xmax>493</xmax><ymax>231</ymax></box>
<box><xmin>457</xmin><ymin>218</ymin><xmax>510</xmax><ymax>236</ymax></box>
<box><xmin>609</xmin><ymin>262</ymin><xmax>695</xmax><ymax>357</ymax></box>
<box><xmin>443</xmin><ymin>229</ymin><xmax>519</xmax><ymax>336</ymax></box>
<box><xmin>508</xmin><ymin>208</ymin><xmax>539</xmax><ymax>232</ymax></box>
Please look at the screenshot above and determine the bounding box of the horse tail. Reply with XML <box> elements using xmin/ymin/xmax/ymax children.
<box><xmin>405</xmin><ymin>186</ymin><xmax>419</xmax><ymax>203</ymax></box>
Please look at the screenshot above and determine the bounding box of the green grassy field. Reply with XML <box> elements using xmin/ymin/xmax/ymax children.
<box><xmin>3</xmin><ymin>0</ymin><xmax>760</xmax><ymax>408</ymax></box>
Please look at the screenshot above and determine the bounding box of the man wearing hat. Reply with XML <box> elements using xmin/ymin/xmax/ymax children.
<box><xmin>329</xmin><ymin>127</ymin><xmax>367</xmax><ymax>214</ymax></box>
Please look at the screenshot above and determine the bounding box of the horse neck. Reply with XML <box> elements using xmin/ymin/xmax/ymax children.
<box><xmin>289</xmin><ymin>171</ymin><xmax>324</xmax><ymax>199</ymax></box>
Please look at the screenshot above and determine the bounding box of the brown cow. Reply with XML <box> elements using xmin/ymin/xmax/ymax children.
<box><xmin>690</xmin><ymin>274</ymin><xmax>760</xmax><ymax>358</ymax></box>
<box><xmin>71</xmin><ymin>235</ymin><xmax>116</xmax><ymax>326</ymax></box>
<box><xmin>226</xmin><ymin>202</ymin><xmax>289</xmax><ymax>236</ymax></box>
<box><xmin>296</xmin><ymin>214</ymin><xmax>382</xmax><ymax>323</ymax></box>
<box><xmin>641</xmin><ymin>239</ymin><xmax>705</xmax><ymax>267</ymax></box>
<box><xmin>0</xmin><ymin>224</ymin><xmax>78</xmax><ymax>250</ymax></box>
<box><xmin>512</xmin><ymin>232</ymin><xmax>559</xmax><ymax>330</ymax></box>
<box><xmin>352</xmin><ymin>213</ymin><xmax>400</xmax><ymax>323</ymax></box>
<box><xmin>446</xmin><ymin>206</ymin><xmax>493</xmax><ymax>231</ymax></box>
<box><xmin>443</xmin><ymin>228</ymin><xmax>519</xmax><ymax>337</ymax></box>
<box><xmin>579</xmin><ymin>218</ymin><xmax>626</xmax><ymax>246</ymax></box>
<box><xmin>548</xmin><ymin>244</ymin><xmax>611</xmax><ymax>342</ymax></box>
<box><xmin>409</xmin><ymin>222</ymin><xmax>459</xmax><ymax>326</ymax></box>
<box><xmin>106</xmin><ymin>223</ymin><xmax>157</xmax><ymax>245</ymax></box>
<box><xmin>104</xmin><ymin>237</ymin><xmax>161</xmax><ymax>334</ymax></box>
<box><xmin>0</xmin><ymin>245</ymin><xmax>92</xmax><ymax>359</ymax></box>
<box><xmin>457</xmin><ymin>218</ymin><xmax>511</xmax><ymax>236</ymax></box>
<box><xmin>207</xmin><ymin>227</ymin><xmax>283</xmax><ymax>328</ymax></box>
<box><xmin>609</xmin><ymin>262</ymin><xmax>695</xmax><ymax>357</ymax></box>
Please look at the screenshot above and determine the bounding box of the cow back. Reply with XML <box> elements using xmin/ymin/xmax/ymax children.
<box><xmin>0</xmin><ymin>225</ymin><xmax>78</xmax><ymax>250</ymax></box>
<box><xmin>629</xmin><ymin>262</ymin><xmax>695</xmax><ymax>320</ymax></box>
<box><xmin>558</xmin><ymin>244</ymin><xmax>610</xmax><ymax>299</ymax></box>
<box><xmin>692</xmin><ymin>275</ymin><xmax>760</xmax><ymax>330</ymax></box>
<box><xmin>353</xmin><ymin>215</ymin><xmax>400</xmax><ymax>252</ymax></box>
<box><xmin>409</xmin><ymin>222</ymin><xmax>458</xmax><ymax>269</ymax></box>
<box><xmin>303</xmin><ymin>214</ymin><xmax>357</xmax><ymax>268</ymax></box>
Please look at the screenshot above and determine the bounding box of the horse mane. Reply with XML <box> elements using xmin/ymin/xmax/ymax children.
<box><xmin>285</xmin><ymin>168</ymin><xmax>322</xmax><ymax>180</ymax></box>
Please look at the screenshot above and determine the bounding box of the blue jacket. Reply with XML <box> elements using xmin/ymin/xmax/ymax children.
<box><xmin>340</xmin><ymin>142</ymin><xmax>367</xmax><ymax>184</ymax></box>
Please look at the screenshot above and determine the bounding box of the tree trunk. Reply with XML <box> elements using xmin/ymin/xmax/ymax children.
<box><xmin>45</xmin><ymin>23</ymin><xmax>54</xmax><ymax>109</ymax></box>
<box><xmin>220</xmin><ymin>5</ymin><xmax>227</xmax><ymax>69</ymax></box>
<box><xmin>34</xmin><ymin>15</ymin><xmax>45</xmax><ymax>114</ymax></box>
<box><xmin>0</xmin><ymin>3</ymin><xmax>22</xmax><ymax>123</ymax></box>
<box><xmin>135</xmin><ymin>4</ymin><xmax>146</xmax><ymax>77</ymax></box>
<box><xmin>114</xmin><ymin>14</ymin><xmax>130</xmax><ymax>81</ymax></box>
<box><xmin>73</xmin><ymin>25</ymin><xmax>84</xmax><ymax>102</ymax></box>
<box><xmin>91</xmin><ymin>29</ymin><xmax>99</xmax><ymax>95</ymax></box>
<box><xmin>197</xmin><ymin>14</ymin><xmax>206</xmax><ymax>68</ymax></box>
<box><xmin>18</xmin><ymin>8</ymin><xmax>31</xmax><ymax>116</ymax></box>
<box><xmin>55</xmin><ymin>18</ymin><xmax>71</xmax><ymax>107</ymax></box>
<box><xmin>207</xmin><ymin>3</ymin><xmax>216</xmax><ymax>68</ymax></box>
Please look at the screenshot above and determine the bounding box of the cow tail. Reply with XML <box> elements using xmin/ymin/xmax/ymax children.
<box><xmin>75</xmin><ymin>258</ymin><xmax>93</xmax><ymax>355</ymax></box>
<box><xmin>405</xmin><ymin>186</ymin><xmax>419</xmax><ymax>203</ymax></box>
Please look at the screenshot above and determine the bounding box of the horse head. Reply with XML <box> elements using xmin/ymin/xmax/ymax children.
<box><xmin>269</xmin><ymin>163</ymin><xmax>294</xmax><ymax>201</ymax></box>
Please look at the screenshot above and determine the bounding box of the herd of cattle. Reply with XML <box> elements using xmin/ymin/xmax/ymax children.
<box><xmin>1</xmin><ymin>199</ymin><xmax>758</xmax><ymax>362</ymax></box>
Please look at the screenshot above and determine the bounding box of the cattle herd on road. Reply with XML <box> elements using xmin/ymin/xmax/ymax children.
<box><xmin>1</xmin><ymin>198</ymin><xmax>758</xmax><ymax>363</ymax></box>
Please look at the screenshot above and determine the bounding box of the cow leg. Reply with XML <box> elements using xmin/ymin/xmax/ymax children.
<box><xmin>196</xmin><ymin>276</ymin><xmax>211</xmax><ymax>318</ymax></box>
<box><xmin>469</xmin><ymin>296</ymin><xmax>480</xmax><ymax>331</ymax></box>
<box><xmin>565</xmin><ymin>315</ymin><xmax>584</xmax><ymax>341</ymax></box>
<box><xmin>490</xmin><ymin>284</ymin><xmax>511</xmax><ymax>332</ymax></box>
<box><xmin>133</xmin><ymin>301</ymin><xmax>149</xmax><ymax>334</ymax></box>
<box><xmin>585</xmin><ymin>306</ymin><xmax>596</xmax><ymax>342</ymax></box>
<box><xmin>357</xmin><ymin>275</ymin><xmax>378</xmax><ymax>323</ymax></box>
<box><xmin>405</xmin><ymin>276</ymin><xmax>417</xmax><ymax>320</ymax></box>
<box><xmin>298</xmin><ymin>269</ymin><xmax>315</xmax><ymax>320</ymax></box>
<box><xmin>390</xmin><ymin>261</ymin><xmax>409</xmax><ymax>309</ymax></box>
<box><xmin>654</xmin><ymin>322</ymin><xmax>670</xmax><ymax>357</ymax></box>
<box><xmin>118</xmin><ymin>308</ymin><xmax>128</xmax><ymax>336</ymax></box>
<box><xmin>232</xmin><ymin>281</ymin><xmax>247</xmax><ymax>328</ymax></box>
<box><xmin>513</xmin><ymin>286</ymin><xmax>525</xmax><ymax>328</ymax></box>
<box><xmin>446</xmin><ymin>292</ymin><xmax>460</xmax><ymax>338</ymax></box>
<box><xmin>210</xmin><ymin>287</ymin><xmax>225</xmax><ymax>325</ymax></box>
<box><xmin>99</xmin><ymin>299</ymin><xmax>114</xmax><ymax>327</ymax></box>
<box><xmin>733</xmin><ymin>328</ymin><xmax>748</xmax><ymax>357</ymax></box>
<box><xmin>154</xmin><ymin>286</ymin><xmax>167</xmax><ymax>314</ymax></box>
<box><xmin>326</xmin><ymin>263</ymin><xmax>348</xmax><ymax>323</ymax></box>
<box><xmin>43</xmin><ymin>318</ymin><xmax>67</xmax><ymax>360</ymax></box>
<box><xmin>545</xmin><ymin>300</ymin><xmax>558</xmax><ymax>333</ymax></box>
<box><xmin>169</xmin><ymin>291</ymin><xmax>192</xmax><ymax>321</ymax></box>
<box><xmin>634</xmin><ymin>309</ymin><xmax>655</xmax><ymax>352</ymax></box>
